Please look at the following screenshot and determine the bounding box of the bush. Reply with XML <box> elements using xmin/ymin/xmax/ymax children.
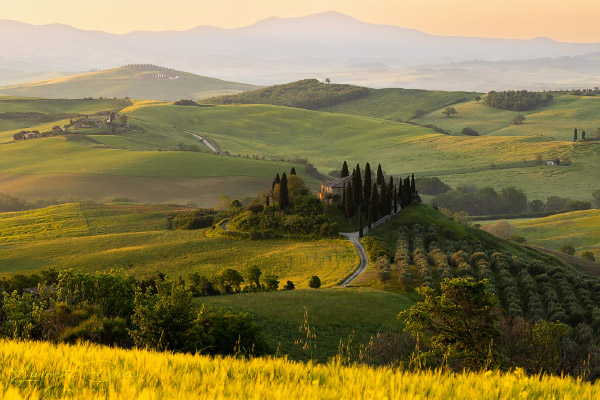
<box><xmin>564</xmin><ymin>200</ymin><xmax>591</xmax><ymax>212</ymax></box>
<box><xmin>415</xmin><ymin>177</ymin><xmax>451</xmax><ymax>195</ymax></box>
<box><xmin>558</xmin><ymin>244</ymin><xmax>576</xmax><ymax>256</ymax></box>
<box><xmin>462</xmin><ymin>127</ymin><xmax>480</xmax><ymax>136</ymax></box>
<box><xmin>308</xmin><ymin>276</ymin><xmax>321</xmax><ymax>289</ymax></box>
<box><xmin>581</xmin><ymin>251</ymin><xmax>596</xmax><ymax>262</ymax></box>
<box><xmin>284</xmin><ymin>281</ymin><xmax>295</xmax><ymax>290</ymax></box>
<box><xmin>172</xmin><ymin>211</ymin><xmax>215</xmax><ymax>230</ymax></box>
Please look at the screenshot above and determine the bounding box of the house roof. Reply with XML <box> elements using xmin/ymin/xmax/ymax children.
<box><xmin>322</xmin><ymin>175</ymin><xmax>352</xmax><ymax>189</ymax></box>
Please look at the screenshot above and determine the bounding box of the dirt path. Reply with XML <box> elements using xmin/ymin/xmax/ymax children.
<box><xmin>182</xmin><ymin>130</ymin><xmax>218</xmax><ymax>153</ymax></box>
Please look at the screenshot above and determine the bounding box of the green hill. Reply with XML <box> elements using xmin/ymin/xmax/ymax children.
<box><xmin>0</xmin><ymin>65</ymin><xmax>259</xmax><ymax>101</ymax></box>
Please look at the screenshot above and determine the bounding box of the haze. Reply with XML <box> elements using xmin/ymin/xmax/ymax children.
<box><xmin>5</xmin><ymin>0</ymin><xmax>600</xmax><ymax>42</ymax></box>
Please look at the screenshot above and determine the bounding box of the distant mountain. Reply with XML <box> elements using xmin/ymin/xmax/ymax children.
<box><xmin>0</xmin><ymin>65</ymin><xmax>259</xmax><ymax>100</ymax></box>
<box><xmin>2</xmin><ymin>12</ymin><xmax>600</xmax><ymax>90</ymax></box>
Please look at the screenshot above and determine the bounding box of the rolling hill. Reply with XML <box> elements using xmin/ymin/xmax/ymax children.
<box><xmin>0</xmin><ymin>65</ymin><xmax>259</xmax><ymax>101</ymax></box>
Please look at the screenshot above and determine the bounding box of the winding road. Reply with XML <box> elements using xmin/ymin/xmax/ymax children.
<box><xmin>182</xmin><ymin>130</ymin><xmax>218</xmax><ymax>153</ymax></box>
<box><xmin>338</xmin><ymin>232</ymin><xmax>370</xmax><ymax>287</ymax></box>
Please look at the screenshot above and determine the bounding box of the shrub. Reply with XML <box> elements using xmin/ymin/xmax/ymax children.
<box><xmin>308</xmin><ymin>276</ymin><xmax>321</xmax><ymax>289</ymax></box>
<box><xmin>462</xmin><ymin>127</ymin><xmax>480</xmax><ymax>136</ymax></box>
<box><xmin>283</xmin><ymin>281</ymin><xmax>295</xmax><ymax>290</ymax></box>
<box><xmin>564</xmin><ymin>200</ymin><xmax>591</xmax><ymax>212</ymax></box>
<box><xmin>558</xmin><ymin>244</ymin><xmax>576</xmax><ymax>256</ymax></box>
<box><xmin>581</xmin><ymin>251</ymin><xmax>596</xmax><ymax>262</ymax></box>
<box><xmin>172</xmin><ymin>211</ymin><xmax>215</xmax><ymax>230</ymax></box>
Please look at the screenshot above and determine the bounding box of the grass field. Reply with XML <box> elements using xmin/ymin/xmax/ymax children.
<box><xmin>2</xmin><ymin>340</ymin><xmax>599</xmax><ymax>399</ymax></box>
<box><xmin>481</xmin><ymin>210</ymin><xmax>600</xmax><ymax>259</ymax></box>
<box><xmin>414</xmin><ymin>93</ymin><xmax>600</xmax><ymax>141</ymax></box>
<box><xmin>0</xmin><ymin>65</ymin><xmax>259</xmax><ymax>101</ymax></box>
<box><xmin>0</xmin><ymin>203</ymin><xmax>357</xmax><ymax>287</ymax></box>
<box><xmin>321</xmin><ymin>87</ymin><xmax>475</xmax><ymax>121</ymax></box>
<box><xmin>203</xmin><ymin>288</ymin><xmax>412</xmax><ymax>361</ymax></box>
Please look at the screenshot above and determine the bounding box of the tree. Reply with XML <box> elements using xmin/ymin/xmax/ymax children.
<box><xmin>529</xmin><ymin>199</ymin><xmax>545</xmax><ymax>212</ymax></box>
<box><xmin>272</xmin><ymin>173</ymin><xmax>280</xmax><ymax>191</ymax></box>
<box><xmin>353</xmin><ymin>164</ymin><xmax>362</xmax><ymax>210</ymax></box>
<box><xmin>564</xmin><ymin>200</ymin><xmax>591</xmax><ymax>212</ymax></box>
<box><xmin>558</xmin><ymin>244</ymin><xmax>576</xmax><ymax>256</ymax></box>
<box><xmin>462</xmin><ymin>127</ymin><xmax>480</xmax><ymax>136</ymax></box>
<box><xmin>263</xmin><ymin>275</ymin><xmax>279</xmax><ymax>291</ymax></box>
<box><xmin>117</xmin><ymin>114</ymin><xmax>128</xmax><ymax>126</ymax></box>
<box><xmin>510</xmin><ymin>114</ymin><xmax>526</xmax><ymax>125</ymax></box>
<box><xmin>592</xmin><ymin>189</ymin><xmax>600</xmax><ymax>208</ymax></box>
<box><xmin>369</xmin><ymin>183</ymin><xmax>380</xmax><ymax>223</ymax></box>
<box><xmin>388</xmin><ymin>176</ymin><xmax>394</xmax><ymax>214</ymax></box>
<box><xmin>379</xmin><ymin>178</ymin><xmax>387</xmax><ymax>216</ymax></box>
<box><xmin>290</xmin><ymin>167</ymin><xmax>296</xmax><ymax>175</ymax></box>
<box><xmin>582</xmin><ymin>131</ymin><xmax>586</xmax><ymax>141</ymax></box>
<box><xmin>574</xmin><ymin>128</ymin><xmax>578</xmax><ymax>142</ymax></box>
<box><xmin>376</xmin><ymin>164</ymin><xmax>383</xmax><ymax>185</ymax></box>
<box><xmin>215</xmin><ymin>194</ymin><xmax>231</xmax><ymax>211</ymax></box>
<box><xmin>219</xmin><ymin>268</ymin><xmax>244</xmax><ymax>293</ymax></box>
<box><xmin>413</xmin><ymin>109</ymin><xmax>425</xmax><ymax>118</ymax></box>
<box><xmin>442</xmin><ymin>107</ymin><xmax>457</xmax><ymax>118</ymax></box>
<box><xmin>309</xmin><ymin>276</ymin><xmax>321</xmax><ymax>289</ymax></box>
<box><xmin>410</xmin><ymin>174</ymin><xmax>416</xmax><ymax>195</ymax></box>
<box><xmin>340</xmin><ymin>161</ymin><xmax>349</xmax><ymax>178</ymax></box>
<box><xmin>581</xmin><ymin>251</ymin><xmax>596</xmax><ymax>262</ymax></box>
<box><xmin>284</xmin><ymin>281</ymin><xmax>295</xmax><ymax>290</ymax></box>
<box><xmin>482</xmin><ymin>220</ymin><xmax>515</xmax><ymax>239</ymax></box>
<box><xmin>279</xmin><ymin>173</ymin><xmax>289</xmax><ymax>209</ymax></box>
<box><xmin>475</xmin><ymin>95</ymin><xmax>481</xmax><ymax>103</ymax></box>
<box><xmin>344</xmin><ymin>182</ymin><xmax>354</xmax><ymax>218</ymax></box>
<box><xmin>363</xmin><ymin>163</ymin><xmax>372</xmax><ymax>202</ymax></box>
<box><xmin>246</xmin><ymin>266</ymin><xmax>262</xmax><ymax>289</ymax></box>
<box><xmin>325</xmin><ymin>78</ymin><xmax>331</xmax><ymax>84</ymax></box>
<box><xmin>358</xmin><ymin>208</ymin><xmax>364</xmax><ymax>237</ymax></box>
<box><xmin>377</xmin><ymin>269</ymin><xmax>391</xmax><ymax>288</ymax></box>
<box><xmin>398</xmin><ymin>277</ymin><xmax>500</xmax><ymax>370</ymax></box>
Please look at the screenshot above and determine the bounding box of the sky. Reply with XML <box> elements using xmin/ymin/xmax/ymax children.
<box><xmin>3</xmin><ymin>0</ymin><xmax>600</xmax><ymax>42</ymax></box>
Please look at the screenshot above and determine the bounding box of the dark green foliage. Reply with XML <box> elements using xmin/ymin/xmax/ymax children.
<box><xmin>60</xmin><ymin>314</ymin><xmax>130</xmax><ymax>346</ymax></box>
<box><xmin>173</xmin><ymin>99</ymin><xmax>198</xmax><ymax>106</ymax></box>
<box><xmin>284</xmin><ymin>281</ymin><xmax>295</xmax><ymax>290</ymax></box>
<box><xmin>218</xmin><ymin>268</ymin><xmax>245</xmax><ymax>293</ymax></box>
<box><xmin>172</xmin><ymin>210</ymin><xmax>215</xmax><ymax>230</ymax></box>
<box><xmin>353</xmin><ymin>165</ymin><xmax>362</xmax><ymax>210</ymax></box>
<box><xmin>206</xmin><ymin>79</ymin><xmax>369</xmax><ymax>110</ymax></box>
<box><xmin>340</xmin><ymin>161</ymin><xmax>349</xmax><ymax>178</ymax></box>
<box><xmin>369</xmin><ymin>183</ymin><xmax>380</xmax><ymax>223</ymax></box>
<box><xmin>363</xmin><ymin>163</ymin><xmax>372</xmax><ymax>203</ymax></box>
<box><xmin>510</xmin><ymin>115</ymin><xmax>526</xmax><ymax>125</ymax></box>
<box><xmin>246</xmin><ymin>266</ymin><xmax>262</xmax><ymax>289</ymax></box>
<box><xmin>263</xmin><ymin>275</ymin><xmax>280</xmax><ymax>291</ymax></box>
<box><xmin>344</xmin><ymin>182</ymin><xmax>354</xmax><ymax>218</ymax></box>
<box><xmin>581</xmin><ymin>251</ymin><xmax>596</xmax><ymax>262</ymax></box>
<box><xmin>399</xmin><ymin>278</ymin><xmax>500</xmax><ymax>370</ymax></box>
<box><xmin>574</xmin><ymin>128</ymin><xmax>578</xmax><ymax>142</ymax></box>
<box><xmin>462</xmin><ymin>127</ymin><xmax>480</xmax><ymax>136</ymax></box>
<box><xmin>416</xmin><ymin>177</ymin><xmax>451</xmax><ymax>195</ymax></box>
<box><xmin>442</xmin><ymin>107</ymin><xmax>457</xmax><ymax>118</ymax></box>
<box><xmin>564</xmin><ymin>200</ymin><xmax>591</xmax><ymax>212</ymax></box>
<box><xmin>485</xmin><ymin>90</ymin><xmax>553</xmax><ymax>111</ymax></box>
<box><xmin>546</xmin><ymin>196</ymin><xmax>571</xmax><ymax>211</ymax></box>
<box><xmin>558</xmin><ymin>244</ymin><xmax>576</xmax><ymax>256</ymax></box>
<box><xmin>376</xmin><ymin>164</ymin><xmax>383</xmax><ymax>185</ymax></box>
<box><xmin>272</xmin><ymin>173</ymin><xmax>280</xmax><ymax>191</ymax></box>
<box><xmin>309</xmin><ymin>276</ymin><xmax>321</xmax><ymax>289</ymax></box>
<box><xmin>279</xmin><ymin>173</ymin><xmax>289</xmax><ymax>209</ymax></box>
<box><xmin>359</xmin><ymin>208</ymin><xmax>364</xmax><ymax>238</ymax></box>
<box><xmin>379</xmin><ymin>178</ymin><xmax>387</xmax><ymax>216</ymax></box>
<box><xmin>388</xmin><ymin>176</ymin><xmax>394</xmax><ymax>215</ymax></box>
<box><xmin>433</xmin><ymin>186</ymin><xmax>528</xmax><ymax>215</ymax></box>
<box><xmin>411</xmin><ymin>174</ymin><xmax>416</xmax><ymax>195</ymax></box>
<box><xmin>290</xmin><ymin>167</ymin><xmax>296</xmax><ymax>175</ymax></box>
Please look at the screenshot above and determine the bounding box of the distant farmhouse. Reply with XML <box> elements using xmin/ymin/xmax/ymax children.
<box><xmin>319</xmin><ymin>176</ymin><xmax>352</xmax><ymax>202</ymax></box>
<box><xmin>72</xmin><ymin>118</ymin><xmax>103</xmax><ymax>129</ymax></box>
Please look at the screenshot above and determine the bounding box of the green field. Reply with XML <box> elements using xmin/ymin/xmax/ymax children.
<box><xmin>414</xmin><ymin>94</ymin><xmax>600</xmax><ymax>141</ymax></box>
<box><xmin>481</xmin><ymin>210</ymin><xmax>600</xmax><ymax>259</ymax></box>
<box><xmin>203</xmin><ymin>288</ymin><xmax>412</xmax><ymax>361</ymax></box>
<box><xmin>0</xmin><ymin>65</ymin><xmax>259</xmax><ymax>101</ymax></box>
<box><xmin>0</xmin><ymin>203</ymin><xmax>357</xmax><ymax>287</ymax></box>
<box><xmin>321</xmin><ymin>87</ymin><xmax>475</xmax><ymax>121</ymax></box>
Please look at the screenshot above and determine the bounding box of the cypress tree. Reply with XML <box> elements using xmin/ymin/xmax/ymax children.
<box><xmin>359</xmin><ymin>208</ymin><xmax>364</xmax><ymax>238</ymax></box>
<box><xmin>398</xmin><ymin>180</ymin><xmax>404</xmax><ymax>208</ymax></box>
<box><xmin>342</xmin><ymin>183</ymin><xmax>346</xmax><ymax>216</ymax></box>
<box><xmin>272</xmin><ymin>173</ymin><xmax>280</xmax><ymax>191</ymax></box>
<box><xmin>411</xmin><ymin>174</ymin><xmax>416</xmax><ymax>195</ymax></box>
<box><xmin>367</xmin><ymin>204</ymin><xmax>372</xmax><ymax>230</ymax></box>
<box><xmin>393</xmin><ymin>184</ymin><xmax>398</xmax><ymax>213</ymax></box>
<box><xmin>266</xmin><ymin>196</ymin><xmax>270</xmax><ymax>206</ymax></box>
<box><xmin>574</xmin><ymin>128</ymin><xmax>578</xmax><ymax>142</ymax></box>
<box><xmin>363</xmin><ymin>162</ymin><xmax>372</xmax><ymax>202</ymax></box>
<box><xmin>376</xmin><ymin>164</ymin><xmax>383</xmax><ymax>185</ymax></box>
<box><xmin>353</xmin><ymin>164</ymin><xmax>362</xmax><ymax>211</ymax></box>
<box><xmin>404</xmin><ymin>176</ymin><xmax>412</xmax><ymax>205</ymax></box>
<box><xmin>345</xmin><ymin>182</ymin><xmax>355</xmax><ymax>218</ymax></box>
<box><xmin>582</xmin><ymin>131</ymin><xmax>586</xmax><ymax>141</ymax></box>
<box><xmin>370</xmin><ymin>183</ymin><xmax>380</xmax><ymax>223</ymax></box>
<box><xmin>340</xmin><ymin>161</ymin><xmax>349</xmax><ymax>178</ymax></box>
<box><xmin>290</xmin><ymin>167</ymin><xmax>296</xmax><ymax>175</ymax></box>
<box><xmin>388</xmin><ymin>176</ymin><xmax>394</xmax><ymax>215</ymax></box>
<box><xmin>379</xmin><ymin>178</ymin><xmax>387</xmax><ymax>216</ymax></box>
<box><xmin>279</xmin><ymin>173</ymin><xmax>289</xmax><ymax>209</ymax></box>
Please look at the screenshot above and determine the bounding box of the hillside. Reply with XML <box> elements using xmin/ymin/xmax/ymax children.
<box><xmin>414</xmin><ymin>93</ymin><xmax>600</xmax><ymax>141</ymax></box>
<box><xmin>3</xmin><ymin>340</ymin><xmax>597</xmax><ymax>399</ymax></box>
<box><xmin>0</xmin><ymin>202</ymin><xmax>356</xmax><ymax>287</ymax></box>
<box><xmin>0</xmin><ymin>65</ymin><xmax>259</xmax><ymax>101</ymax></box>
<box><xmin>206</xmin><ymin>79</ymin><xmax>369</xmax><ymax>110</ymax></box>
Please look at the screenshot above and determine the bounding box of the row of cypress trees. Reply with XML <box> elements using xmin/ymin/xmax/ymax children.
<box><xmin>340</xmin><ymin>161</ymin><xmax>418</xmax><ymax>228</ymax></box>
<box><xmin>270</xmin><ymin>167</ymin><xmax>297</xmax><ymax>209</ymax></box>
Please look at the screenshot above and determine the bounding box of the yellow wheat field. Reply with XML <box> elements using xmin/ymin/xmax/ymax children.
<box><xmin>0</xmin><ymin>340</ymin><xmax>598</xmax><ymax>399</ymax></box>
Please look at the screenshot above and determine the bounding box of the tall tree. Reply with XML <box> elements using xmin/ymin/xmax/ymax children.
<box><xmin>376</xmin><ymin>164</ymin><xmax>383</xmax><ymax>185</ymax></box>
<box><xmin>353</xmin><ymin>164</ymin><xmax>362</xmax><ymax>211</ymax></box>
<box><xmin>358</xmin><ymin>208</ymin><xmax>364</xmax><ymax>238</ymax></box>
<box><xmin>411</xmin><ymin>174</ymin><xmax>416</xmax><ymax>195</ymax></box>
<box><xmin>345</xmin><ymin>182</ymin><xmax>355</xmax><ymax>218</ymax></box>
<box><xmin>340</xmin><ymin>161</ymin><xmax>349</xmax><ymax>178</ymax></box>
<box><xmin>290</xmin><ymin>167</ymin><xmax>296</xmax><ymax>175</ymax></box>
<box><xmin>398</xmin><ymin>180</ymin><xmax>405</xmax><ymax>208</ymax></box>
<box><xmin>379</xmin><ymin>178</ymin><xmax>387</xmax><ymax>216</ymax></box>
<box><xmin>342</xmin><ymin>183</ymin><xmax>346</xmax><ymax>215</ymax></box>
<box><xmin>370</xmin><ymin>183</ymin><xmax>380</xmax><ymax>223</ymax></box>
<box><xmin>272</xmin><ymin>173</ymin><xmax>280</xmax><ymax>191</ymax></box>
<box><xmin>363</xmin><ymin>162</ymin><xmax>372</xmax><ymax>202</ymax></box>
<box><xmin>393</xmin><ymin>183</ymin><xmax>398</xmax><ymax>213</ymax></box>
<box><xmin>404</xmin><ymin>176</ymin><xmax>412</xmax><ymax>206</ymax></box>
<box><xmin>574</xmin><ymin>128</ymin><xmax>578</xmax><ymax>142</ymax></box>
<box><xmin>388</xmin><ymin>176</ymin><xmax>394</xmax><ymax>215</ymax></box>
<box><xmin>582</xmin><ymin>131</ymin><xmax>586</xmax><ymax>141</ymax></box>
<box><xmin>279</xmin><ymin>173</ymin><xmax>289</xmax><ymax>209</ymax></box>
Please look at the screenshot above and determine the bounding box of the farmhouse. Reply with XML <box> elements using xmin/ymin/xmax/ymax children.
<box><xmin>23</xmin><ymin>132</ymin><xmax>40</xmax><ymax>139</ymax></box>
<box><xmin>318</xmin><ymin>176</ymin><xmax>352</xmax><ymax>201</ymax></box>
<box><xmin>72</xmin><ymin>118</ymin><xmax>103</xmax><ymax>129</ymax></box>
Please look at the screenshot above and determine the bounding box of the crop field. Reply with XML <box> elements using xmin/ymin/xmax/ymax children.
<box><xmin>203</xmin><ymin>288</ymin><xmax>412</xmax><ymax>361</ymax></box>
<box><xmin>1</xmin><ymin>340</ymin><xmax>599</xmax><ymax>399</ymax></box>
<box><xmin>483</xmin><ymin>210</ymin><xmax>600</xmax><ymax>259</ymax></box>
<box><xmin>321</xmin><ymin>87</ymin><xmax>475</xmax><ymax>121</ymax></box>
<box><xmin>0</xmin><ymin>203</ymin><xmax>357</xmax><ymax>287</ymax></box>
<box><xmin>414</xmin><ymin>94</ymin><xmax>600</xmax><ymax>141</ymax></box>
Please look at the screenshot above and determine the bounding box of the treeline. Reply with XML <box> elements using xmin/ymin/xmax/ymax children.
<box><xmin>0</xmin><ymin>193</ymin><xmax>69</xmax><ymax>213</ymax></box>
<box><xmin>205</xmin><ymin>79</ymin><xmax>369</xmax><ymax>110</ymax></box>
<box><xmin>339</xmin><ymin>161</ymin><xmax>420</xmax><ymax>235</ymax></box>
<box><xmin>431</xmin><ymin>184</ymin><xmax>592</xmax><ymax>216</ymax></box>
<box><xmin>0</xmin><ymin>112</ymin><xmax>84</xmax><ymax>122</ymax></box>
<box><xmin>0</xmin><ymin>269</ymin><xmax>268</xmax><ymax>356</ymax></box>
<box><xmin>485</xmin><ymin>90</ymin><xmax>553</xmax><ymax>111</ymax></box>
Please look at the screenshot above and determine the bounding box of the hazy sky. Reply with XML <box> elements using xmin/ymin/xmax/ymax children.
<box><xmin>4</xmin><ymin>0</ymin><xmax>600</xmax><ymax>42</ymax></box>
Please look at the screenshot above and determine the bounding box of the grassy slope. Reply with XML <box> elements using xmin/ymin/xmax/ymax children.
<box><xmin>203</xmin><ymin>288</ymin><xmax>412</xmax><ymax>361</ymax></box>
<box><xmin>0</xmin><ymin>203</ymin><xmax>357</xmax><ymax>287</ymax></box>
<box><xmin>0</xmin><ymin>66</ymin><xmax>258</xmax><ymax>101</ymax></box>
<box><xmin>482</xmin><ymin>210</ymin><xmax>600</xmax><ymax>259</ymax></box>
<box><xmin>321</xmin><ymin>88</ymin><xmax>475</xmax><ymax>121</ymax></box>
<box><xmin>414</xmin><ymin>94</ymin><xmax>600</xmax><ymax>141</ymax></box>
<box><xmin>121</xmin><ymin>102</ymin><xmax>600</xmax><ymax>202</ymax></box>
<box><xmin>3</xmin><ymin>340</ymin><xmax>598</xmax><ymax>399</ymax></box>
